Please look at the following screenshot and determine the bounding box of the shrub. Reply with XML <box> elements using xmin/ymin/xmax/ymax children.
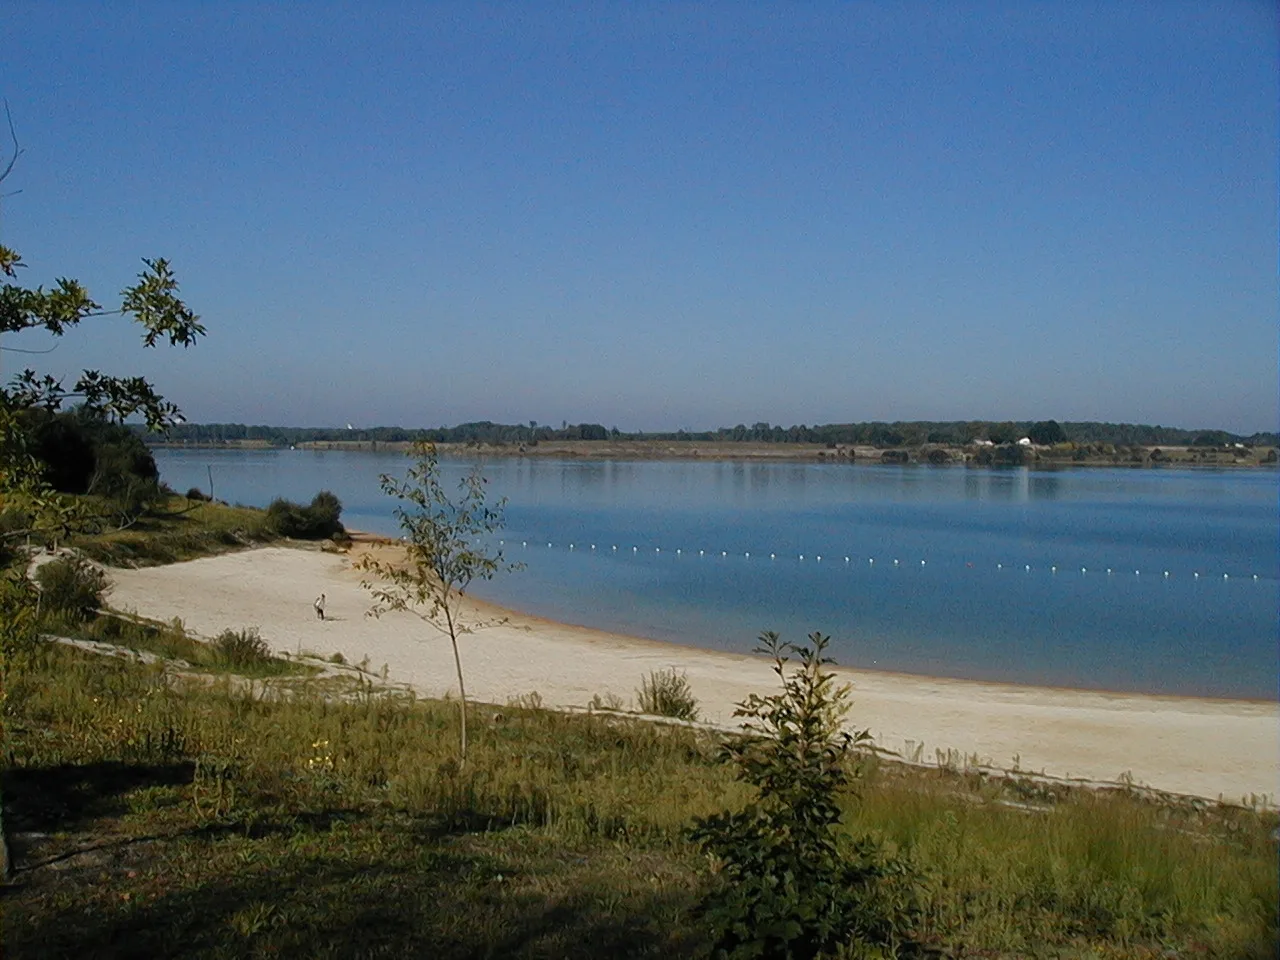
<box><xmin>185</xmin><ymin>486</ymin><xmax>211</xmax><ymax>501</ymax></box>
<box><xmin>637</xmin><ymin>667</ymin><xmax>699</xmax><ymax>721</ymax></box>
<box><xmin>209</xmin><ymin>628</ymin><xmax>272</xmax><ymax>667</ymax></box>
<box><xmin>266</xmin><ymin>490</ymin><xmax>345</xmax><ymax>539</ymax></box>
<box><xmin>690</xmin><ymin>632</ymin><xmax>917</xmax><ymax>958</ymax></box>
<box><xmin>35</xmin><ymin>555</ymin><xmax>108</xmax><ymax>623</ymax></box>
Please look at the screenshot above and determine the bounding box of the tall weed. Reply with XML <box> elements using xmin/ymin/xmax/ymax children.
<box><xmin>637</xmin><ymin>668</ymin><xmax>699</xmax><ymax>721</ymax></box>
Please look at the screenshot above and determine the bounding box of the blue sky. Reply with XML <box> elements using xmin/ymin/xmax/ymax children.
<box><xmin>2</xmin><ymin>2</ymin><xmax>1276</xmax><ymax>432</ymax></box>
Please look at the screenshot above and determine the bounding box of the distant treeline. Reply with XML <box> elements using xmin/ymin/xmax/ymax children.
<box><xmin>144</xmin><ymin>420</ymin><xmax>1278</xmax><ymax>448</ymax></box>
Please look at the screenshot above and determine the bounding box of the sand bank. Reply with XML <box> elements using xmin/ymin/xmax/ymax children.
<box><xmin>103</xmin><ymin>543</ymin><xmax>1278</xmax><ymax>804</ymax></box>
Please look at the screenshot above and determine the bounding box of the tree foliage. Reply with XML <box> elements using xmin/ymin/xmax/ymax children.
<box><xmin>152</xmin><ymin>417</ymin><xmax>1275</xmax><ymax>450</ymax></box>
<box><xmin>1027</xmin><ymin>420</ymin><xmax>1067</xmax><ymax>445</ymax></box>
<box><xmin>691</xmin><ymin>632</ymin><xmax>916</xmax><ymax>959</ymax></box>
<box><xmin>265</xmin><ymin>491</ymin><xmax>345</xmax><ymax>540</ymax></box>
<box><xmin>0</xmin><ymin>119</ymin><xmax>202</xmax><ymax>727</ymax></box>
<box><xmin>357</xmin><ymin>442</ymin><xmax>514</xmax><ymax>764</ymax></box>
<box><xmin>0</xmin><ymin>244</ymin><xmax>202</xmax><ymax>548</ymax></box>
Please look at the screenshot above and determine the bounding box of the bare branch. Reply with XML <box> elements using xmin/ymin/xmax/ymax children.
<box><xmin>0</xmin><ymin>100</ymin><xmax>22</xmax><ymax>187</ymax></box>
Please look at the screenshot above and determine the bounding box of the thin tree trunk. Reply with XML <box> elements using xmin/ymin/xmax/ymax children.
<box><xmin>444</xmin><ymin>605</ymin><xmax>468</xmax><ymax>766</ymax></box>
<box><xmin>450</xmin><ymin>634</ymin><xmax>467</xmax><ymax>766</ymax></box>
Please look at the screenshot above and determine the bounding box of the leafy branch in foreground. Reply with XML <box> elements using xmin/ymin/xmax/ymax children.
<box><xmin>357</xmin><ymin>442</ymin><xmax>517</xmax><ymax>765</ymax></box>
<box><xmin>691</xmin><ymin>631</ymin><xmax>917</xmax><ymax>959</ymax></box>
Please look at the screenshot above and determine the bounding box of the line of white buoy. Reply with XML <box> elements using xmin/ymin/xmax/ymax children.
<box><xmin>490</xmin><ymin>539</ymin><xmax>1267</xmax><ymax>582</ymax></box>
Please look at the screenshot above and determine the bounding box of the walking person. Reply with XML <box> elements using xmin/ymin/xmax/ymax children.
<box><xmin>314</xmin><ymin>593</ymin><xmax>326</xmax><ymax>621</ymax></box>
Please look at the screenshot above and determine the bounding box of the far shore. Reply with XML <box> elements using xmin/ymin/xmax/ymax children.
<box><xmin>101</xmin><ymin>539</ymin><xmax>1280</xmax><ymax>805</ymax></box>
<box><xmin>145</xmin><ymin>438</ymin><xmax>1279</xmax><ymax>469</ymax></box>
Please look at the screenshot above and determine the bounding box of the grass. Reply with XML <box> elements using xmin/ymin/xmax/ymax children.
<box><xmin>2</xmin><ymin>639</ymin><xmax>1276</xmax><ymax>958</ymax></box>
<box><xmin>636</xmin><ymin>667</ymin><xmax>699</xmax><ymax>721</ymax></box>
<box><xmin>69</xmin><ymin>495</ymin><xmax>279</xmax><ymax>567</ymax></box>
<box><xmin>50</xmin><ymin>612</ymin><xmax>314</xmax><ymax>680</ymax></box>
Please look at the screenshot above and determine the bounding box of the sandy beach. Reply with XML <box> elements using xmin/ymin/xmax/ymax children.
<box><xmin>102</xmin><ymin>542</ymin><xmax>1279</xmax><ymax>804</ymax></box>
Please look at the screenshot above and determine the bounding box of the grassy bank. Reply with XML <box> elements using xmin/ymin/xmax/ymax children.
<box><xmin>3</xmin><ymin>631</ymin><xmax>1275</xmax><ymax>958</ymax></box>
<box><xmin>68</xmin><ymin>496</ymin><xmax>279</xmax><ymax>567</ymax></box>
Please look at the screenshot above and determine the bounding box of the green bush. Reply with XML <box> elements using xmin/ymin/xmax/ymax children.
<box><xmin>185</xmin><ymin>486</ymin><xmax>211</xmax><ymax>501</ymax></box>
<box><xmin>691</xmin><ymin>632</ymin><xmax>917</xmax><ymax>959</ymax></box>
<box><xmin>27</xmin><ymin>408</ymin><xmax>160</xmax><ymax>499</ymax></box>
<box><xmin>34</xmin><ymin>555</ymin><xmax>108</xmax><ymax>623</ymax></box>
<box><xmin>266</xmin><ymin>490</ymin><xmax>345</xmax><ymax>539</ymax></box>
<box><xmin>637</xmin><ymin>667</ymin><xmax>699</xmax><ymax>721</ymax></box>
<box><xmin>209</xmin><ymin>627</ymin><xmax>272</xmax><ymax>667</ymax></box>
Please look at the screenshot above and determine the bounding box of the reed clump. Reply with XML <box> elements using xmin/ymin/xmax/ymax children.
<box><xmin>636</xmin><ymin>667</ymin><xmax>699</xmax><ymax>721</ymax></box>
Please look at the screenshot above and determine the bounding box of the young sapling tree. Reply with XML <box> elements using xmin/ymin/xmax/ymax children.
<box><xmin>691</xmin><ymin>631</ymin><xmax>916</xmax><ymax>958</ymax></box>
<box><xmin>357</xmin><ymin>442</ymin><xmax>514</xmax><ymax>765</ymax></box>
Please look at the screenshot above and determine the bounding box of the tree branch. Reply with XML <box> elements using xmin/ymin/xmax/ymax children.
<box><xmin>0</xmin><ymin>100</ymin><xmax>21</xmax><ymax>187</ymax></box>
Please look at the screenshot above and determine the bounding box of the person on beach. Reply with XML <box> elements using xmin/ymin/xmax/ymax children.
<box><xmin>314</xmin><ymin>593</ymin><xmax>326</xmax><ymax>620</ymax></box>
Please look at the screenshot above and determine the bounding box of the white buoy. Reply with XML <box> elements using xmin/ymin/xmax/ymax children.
<box><xmin>921</xmin><ymin>560</ymin><xmax>926</xmax><ymax>566</ymax></box>
<box><xmin>569</xmin><ymin>543</ymin><xmax>574</xmax><ymax>550</ymax></box>
<box><xmin>1164</xmin><ymin>571</ymin><xmax>1169</xmax><ymax>578</ymax></box>
<box><xmin>1135</xmin><ymin>570</ymin><xmax>1140</xmax><ymax>576</ymax></box>
<box><xmin>817</xmin><ymin>555</ymin><xmax>822</xmax><ymax>562</ymax></box>
<box><xmin>1081</xmin><ymin>567</ymin><xmax>1086</xmax><ymax>573</ymax></box>
<box><xmin>868</xmin><ymin>558</ymin><xmax>874</xmax><ymax>564</ymax></box>
<box><xmin>612</xmin><ymin>545</ymin><xmax>617</xmax><ymax>551</ymax></box>
<box><xmin>799</xmin><ymin>554</ymin><xmax>805</xmax><ymax>561</ymax></box>
<box><xmin>1051</xmin><ymin>566</ymin><xmax>1057</xmax><ymax>573</ymax></box>
<box><xmin>1193</xmin><ymin>572</ymin><xmax>1199</xmax><ymax>578</ymax></box>
<box><xmin>770</xmin><ymin>553</ymin><xmax>776</xmax><ymax>559</ymax></box>
<box><xmin>1107</xmin><ymin>568</ymin><xmax>1112</xmax><ymax>574</ymax></box>
<box><xmin>547</xmin><ymin>542</ymin><xmax>552</xmax><ymax>548</ymax></box>
<box><xmin>699</xmin><ymin>550</ymin><xmax>704</xmax><ymax>556</ymax></box>
<box><xmin>1223</xmin><ymin>573</ymin><xmax>1229</xmax><ymax>579</ymax></box>
<box><xmin>676</xmin><ymin>548</ymin><xmax>681</xmax><ymax>554</ymax></box>
<box><xmin>745</xmin><ymin>552</ymin><xmax>750</xmax><ymax>558</ymax></box>
<box><xmin>1025</xmin><ymin>565</ymin><xmax>1030</xmax><ymax>571</ymax></box>
<box><xmin>522</xmin><ymin>541</ymin><xmax>527</xmax><ymax>547</ymax></box>
<box><xmin>845</xmin><ymin>557</ymin><xmax>850</xmax><ymax>563</ymax></box>
<box><xmin>893</xmin><ymin>559</ymin><xmax>899</xmax><ymax>566</ymax></box>
<box><xmin>499</xmin><ymin>540</ymin><xmax>504</xmax><ymax>545</ymax></box>
<box><xmin>1253</xmin><ymin>574</ymin><xmax>1258</xmax><ymax>580</ymax></box>
<box><xmin>590</xmin><ymin>544</ymin><xmax>595</xmax><ymax>550</ymax></box>
<box><xmin>655</xmin><ymin>547</ymin><xmax>660</xmax><ymax>553</ymax></box>
<box><xmin>632</xmin><ymin>546</ymin><xmax>637</xmax><ymax>552</ymax></box>
<box><xmin>722</xmin><ymin>551</ymin><xmax>727</xmax><ymax>557</ymax></box>
<box><xmin>997</xmin><ymin>563</ymin><xmax>1002</xmax><ymax>569</ymax></box>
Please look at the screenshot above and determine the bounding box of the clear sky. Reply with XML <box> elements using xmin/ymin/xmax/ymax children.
<box><xmin>2</xmin><ymin>2</ymin><xmax>1276</xmax><ymax>433</ymax></box>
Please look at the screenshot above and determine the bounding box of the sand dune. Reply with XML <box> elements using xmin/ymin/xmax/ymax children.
<box><xmin>103</xmin><ymin>543</ymin><xmax>1279</xmax><ymax>804</ymax></box>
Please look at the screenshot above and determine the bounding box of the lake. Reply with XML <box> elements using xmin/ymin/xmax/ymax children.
<box><xmin>153</xmin><ymin>449</ymin><xmax>1279</xmax><ymax>700</ymax></box>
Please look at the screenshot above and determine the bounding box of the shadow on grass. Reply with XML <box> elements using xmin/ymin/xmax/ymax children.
<box><xmin>3</xmin><ymin>761</ymin><xmax>195</xmax><ymax>833</ymax></box>
<box><xmin>8</xmin><ymin>829</ymin><xmax>699</xmax><ymax>959</ymax></box>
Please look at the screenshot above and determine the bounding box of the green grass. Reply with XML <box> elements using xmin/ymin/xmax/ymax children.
<box><xmin>49</xmin><ymin>612</ymin><xmax>315</xmax><ymax>680</ymax></box>
<box><xmin>2</xmin><ymin>641</ymin><xmax>1276</xmax><ymax>958</ymax></box>
<box><xmin>70</xmin><ymin>495</ymin><xmax>279</xmax><ymax>567</ymax></box>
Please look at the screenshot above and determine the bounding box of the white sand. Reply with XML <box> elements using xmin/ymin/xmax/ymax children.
<box><xmin>103</xmin><ymin>543</ymin><xmax>1279</xmax><ymax>804</ymax></box>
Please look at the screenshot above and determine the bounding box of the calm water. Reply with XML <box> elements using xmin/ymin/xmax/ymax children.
<box><xmin>154</xmin><ymin>450</ymin><xmax>1279</xmax><ymax>700</ymax></box>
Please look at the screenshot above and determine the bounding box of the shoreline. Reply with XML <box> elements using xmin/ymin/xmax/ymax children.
<box><xmin>467</xmin><ymin>598</ymin><xmax>1280</xmax><ymax>709</ymax></box>
<box><xmin>104</xmin><ymin>541</ymin><xmax>1280</xmax><ymax>803</ymax></box>
<box><xmin>351</xmin><ymin>532</ymin><xmax>1275</xmax><ymax>707</ymax></box>
<box><xmin>147</xmin><ymin>439</ymin><xmax>1280</xmax><ymax>469</ymax></box>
